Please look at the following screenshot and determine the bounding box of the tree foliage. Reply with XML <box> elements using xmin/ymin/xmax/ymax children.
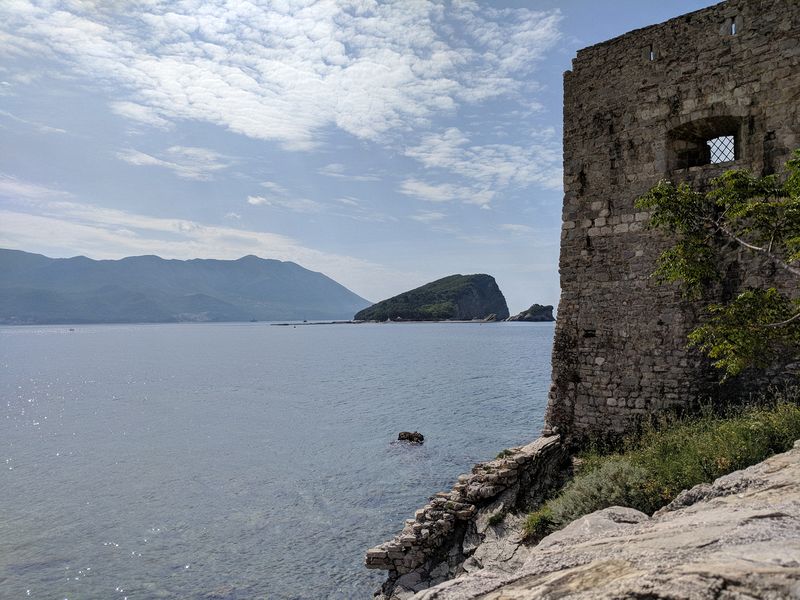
<box><xmin>635</xmin><ymin>150</ymin><xmax>800</xmax><ymax>378</ymax></box>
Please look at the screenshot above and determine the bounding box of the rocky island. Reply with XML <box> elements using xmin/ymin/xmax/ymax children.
<box><xmin>354</xmin><ymin>274</ymin><xmax>509</xmax><ymax>322</ymax></box>
<box><xmin>506</xmin><ymin>304</ymin><xmax>554</xmax><ymax>322</ymax></box>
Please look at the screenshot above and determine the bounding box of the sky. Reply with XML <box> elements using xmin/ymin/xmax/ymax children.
<box><xmin>0</xmin><ymin>0</ymin><xmax>716</xmax><ymax>313</ymax></box>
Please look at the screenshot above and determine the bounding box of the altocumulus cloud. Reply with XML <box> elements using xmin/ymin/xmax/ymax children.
<box><xmin>406</xmin><ymin>127</ymin><xmax>563</xmax><ymax>192</ymax></box>
<box><xmin>0</xmin><ymin>0</ymin><xmax>561</xmax><ymax>154</ymax></box>
<box><xmin>116</xmin><ymin>146</ymin><xmax>232</xmax><ymax>180</ymax></box>
<box><xmin>247</xmin><ymin>195</ymin><xmax>323</xmax><ymax>213</ymax></box>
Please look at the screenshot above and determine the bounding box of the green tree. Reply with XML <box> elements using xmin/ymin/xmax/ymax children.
<box><xmin>635</xmin><ymin>150</ymin><xmax>800</xmax><ymax>378</ymax></box>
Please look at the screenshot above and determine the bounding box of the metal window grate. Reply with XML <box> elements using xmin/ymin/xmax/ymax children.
<box><xmin>707</xmin><ymin>135</ymin><xmax>735</xmax><ymax>163</ymax></box>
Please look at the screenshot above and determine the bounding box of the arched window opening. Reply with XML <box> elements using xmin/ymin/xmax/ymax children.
<box><xmin>668</xmin><ymin>116</ymin><xmax>741</xmax><ymax>170</ymax></box>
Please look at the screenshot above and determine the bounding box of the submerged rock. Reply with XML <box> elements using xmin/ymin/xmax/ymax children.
<box><xmin>398</xmin><ymin>431</ymin><xmax>424</xmax><ymax>444</ymax></box>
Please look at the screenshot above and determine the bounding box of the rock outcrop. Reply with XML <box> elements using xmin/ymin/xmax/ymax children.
<box><xmin>405</xmin><ymin>440</ymin><xmax>800</xmax><ymax>599</ymax></box>
<box><xmin>506</xmin><ymin>305</ymin><xmax>554</xmax><ymax>322</ymax></box>
<box><xmin>354</xmin><ymin>274</ymin><xmax>509</xmax><ymax>322</ymax></box>
<box><xmin>366</xmin><ymin>436</ymin><xmax>568</xmax><ymax>599</ymax></box>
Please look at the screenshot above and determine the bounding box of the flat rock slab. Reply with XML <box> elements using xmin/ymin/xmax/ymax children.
<box><xmin>412</xmin><ymin>440</ymin><xmax>800</xmax><ymax>600</ymax></box>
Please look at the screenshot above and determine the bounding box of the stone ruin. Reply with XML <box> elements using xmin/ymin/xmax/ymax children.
<box><xmin>365</xmin><ymin>437</ymin><xmax>566</xmax><ymax>589</ymax></box>
<box><xmin>366</xmin><ymin>0</ymin><xmax>800</xmax><ymax>594</ymax></box>
<box><xmin>546</xmin><ymin>0</ymin><xmax>800</xmax><ymax>440</ymax></box>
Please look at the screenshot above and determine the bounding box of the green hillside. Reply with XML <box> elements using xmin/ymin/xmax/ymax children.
<box><xmin>354</xmin><ymin>274</ymin><xmax>509</xmax><ymax>321</ymax></box>
<box><xmin>0</xmin><ymin>249</ymin><xmax>370</xmax><ymax>324</ymax></box>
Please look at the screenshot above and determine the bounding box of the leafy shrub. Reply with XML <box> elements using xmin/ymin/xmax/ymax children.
<box><xmin>547</xmin><ymin>458</ymin><xmax>653</xmax><ymax>526</ymax></box>
<box><xmin>523</xmin><ymin>506</ymin><xmax>553</xmax><ymax>540</ymax></box>
<box><xmin>487</xmin><ymin>511</ymin><xmax>505</xmax><ymax>526</ymax></box>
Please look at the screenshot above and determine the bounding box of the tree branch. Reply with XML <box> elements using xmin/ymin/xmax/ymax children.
<box><xmin>763</xmin><ymin>310</ymin><xmax>800</xmax><ymax>329</ymax></box>
<box><xmin>715</xmin><ymin>222</ymin><xmax>800</xmax><ymax>278</ymax></box>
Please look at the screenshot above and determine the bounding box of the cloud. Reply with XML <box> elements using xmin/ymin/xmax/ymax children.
<box><xmin>247</xmin><ymin>195</ymin><xmax>322</xmax><ymax>214</ymax></box>
<box><xmin>406</xmin><ymin>126</ymin><xmax>563</xmax><ymax>192</ymax></box>
<box><xmin>0</xmin><ymin>2</ymin><xmax>561</xmax><ymax>150</ymax></box>
<box><xmin>399</xmin><ymin>178</ymin><xmax>494</xmax><ymax>207</ymax></box>
<box><xmin>318</xmin><ymin>163</ymin><xmax>380</xmax><ymax>182</ymax></box>
<box><xmin>0</xmin><ymin>108</ymin><xmax>66</xmax><ymax>134</ymax></box>
<box><xmin>499</xmin><ymin>223</ymin><xmax>535</xmax><ymax>234</ymax></box>
<box><xmin>109</xmin><ymin>101</ymin><xmax>172</xmax><ymax>129</ymax></box>
<box><xmin>328</xmin><ymin>196</ymin><xmax>397</xmax><ymax>223</ymax></box>
<box><xmin>116</xmin><ymin>145</ymin><xmax>231</xmax><ymax>180</ymax></box>
<box><xmin>411</xmin><ymin>211</ymin><xmax>446</xmax><ymax>224</ymax></box>
<box><xmin>224</xmin><ymin>212</ymin><xmax>241</xmax><ymax>220</ymax></box>
<box><xmin>0</xmin><ymin>173</ymin><xmax>72</xmax><ymax>199</ymax></box>
<box><xmin>260</xmin><ymin>181</ymin><xmax>288</xmax><ymax>195</ymax></box>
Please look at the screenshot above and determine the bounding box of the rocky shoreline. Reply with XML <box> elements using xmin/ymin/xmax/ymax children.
<box><xmin>398</xmin><ymin>439</ymin><xmax>800</xmax><ymax>599</ymax></box>
<box><xmin>367</xmin><ymin>438</ymin><xmax>800</xmax><ymax>599</ymax></box>
<box><xmin>365</xmin><ymin>435</ymin><xmax>568</xmax><ymax>599</ymax></box>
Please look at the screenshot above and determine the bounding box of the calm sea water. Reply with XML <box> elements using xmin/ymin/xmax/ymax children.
<box><xmin>1</xmin><ymin>322</ymin><xmax>554</xmax><ymax>599</ymax></box>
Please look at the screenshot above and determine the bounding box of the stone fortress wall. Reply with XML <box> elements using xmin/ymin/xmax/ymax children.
<box><xmin>366</xmin><ymin>2</ymin><xmax>800</xmax><ymax>595</ymax></box>
<box><xmin>545</xmin><ymin>0</ymin><xmax>800</xmax><ymax>440</ymax></box>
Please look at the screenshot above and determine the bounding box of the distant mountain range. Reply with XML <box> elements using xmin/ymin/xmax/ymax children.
<box><xmin>0</xmin><ymin>249</ymin><xmax>371</xmax><ymax>324</ymax></box>
<box><xmin>354</xmin><ymin>274</ymin><xmax>509</xmax><ymax>321</ymax></box>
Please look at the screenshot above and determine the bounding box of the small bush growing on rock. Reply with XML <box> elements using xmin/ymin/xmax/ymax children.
<box><xmin>523</xmin><ymin>506</ymin><xmax>553</xmax><ymax>541</ymax></box>
<box><xmin>487</xmin><ymin>511</ymin><xmax>505</xmax><ymax>526</ymax></box>
<box><xmin>495</xmin><ymin>449</ymin><xmax>514</xmax><ymax>459</ymax></box>
<box><xmin>547</xmin><ymin>458</ymin><xmax>654</xmax><ymax>524</ymax></box>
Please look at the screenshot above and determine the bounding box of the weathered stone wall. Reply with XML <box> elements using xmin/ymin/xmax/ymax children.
<box><xmin>546</xmin><ymin>0</ymin><xmax>800</xmax><ymax>440</ymax></box>
<box><xmin>366</xmin><ymin>435</ymin><xmax>567</xmax><ymax>599</ymax></box>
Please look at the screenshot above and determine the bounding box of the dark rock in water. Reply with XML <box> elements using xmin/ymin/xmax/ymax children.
<box><xmin>506</xmin><ymin>303</ymin><xmax>555</xmax><ymax>322</ymax></box>
<box><xmin>354</xmin><ymin>274</ymin><xmax>509</xmax><ymax>322</ymax></box>
<box><xmin>398</xmin><ymin>431</ymin><xmax>424</xmax><ymax>444</ymax></box>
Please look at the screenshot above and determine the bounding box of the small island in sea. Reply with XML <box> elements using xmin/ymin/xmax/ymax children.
<box><xmin>354</xmin><ymin>274</ymin><xmax>509</xmax><ymax>322</ymax></box>
<box><xmin>507</xmin><ymin>304</ymin><xmax>555</xmax><ymax>322</ymax></box>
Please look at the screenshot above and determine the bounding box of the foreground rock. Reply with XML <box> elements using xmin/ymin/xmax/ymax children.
<box><xmin>409</xmin><ymin>440</ymin><xmax>800</xmax><ymax>599</ymax></box>
<box><xmin>506</xmin><ymin>304</ymin><xmax>554</xmax><ymax>322</ymax></box>
<box><xmin>354</xmin><ymin>274</ymin><xmax>510</xmax><ymax>322</ymax></box>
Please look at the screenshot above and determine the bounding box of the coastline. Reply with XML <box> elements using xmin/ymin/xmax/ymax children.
<box><xmin>270</xmin><ymin>319</ymin><xmax>555</xmax><ymax>326</ymax></box>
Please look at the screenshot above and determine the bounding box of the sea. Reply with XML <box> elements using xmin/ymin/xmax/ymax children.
<box><xmin>1</xmin><ymin>321</ymin><xmax>554</xmax><ymax>599</ymax></box>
